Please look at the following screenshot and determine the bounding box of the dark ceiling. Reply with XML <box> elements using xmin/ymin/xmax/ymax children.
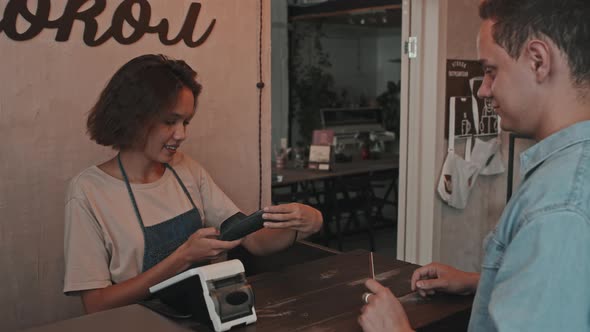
<box><xmin>288</xmin><ymin>0</ymin><xmax>402</xmax><ymax>28</ymax></box>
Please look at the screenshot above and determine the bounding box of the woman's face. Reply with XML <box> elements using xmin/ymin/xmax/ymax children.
<box><xmin>140</xmin><ymin>87</ymin><xmax>195</xmax><ymax>164</ymax></box>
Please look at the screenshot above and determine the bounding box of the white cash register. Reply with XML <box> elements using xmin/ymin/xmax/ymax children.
<box><xmin>149</xmin><ymin>259</ymin><xmax>257</xmax><ymax>332</ymax></box>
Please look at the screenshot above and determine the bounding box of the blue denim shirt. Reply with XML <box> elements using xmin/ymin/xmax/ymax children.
<box><xmin>468</xmin><ymin>121</ymin><xmax>590</xmax><ymax>332</ymax></box>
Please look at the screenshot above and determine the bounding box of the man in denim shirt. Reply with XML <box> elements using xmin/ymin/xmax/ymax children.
<box><xmin>358</xmin><ymin>0</ymin><xmax>590</xmax><ymax>331</ymax></box>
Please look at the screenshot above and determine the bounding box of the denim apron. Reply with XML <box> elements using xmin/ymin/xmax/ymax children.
<box><xmin>117</xmin><ymin>154</ymin><xmax>202</xmax><ymax>272</ymax></box>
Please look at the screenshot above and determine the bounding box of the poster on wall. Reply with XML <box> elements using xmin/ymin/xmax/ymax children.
<box><xmin>445</xmin><ymin>59</ymin><xmax>499</xmax><ymax>139</ymax></box>
<box><xmin>0</xmin><ymin>0</ymin><xmax>216</xmax><ymax>47</ymax></box>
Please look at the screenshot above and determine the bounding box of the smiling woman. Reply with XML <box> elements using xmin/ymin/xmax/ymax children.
<box><xmin>87</xmin><ymin>54</ymin><xmax>201</xmax><ymax>152</ymax></box>
<box><xmin>64</xmin><ymin>54</ymin><xmax>323</xmax><ymax>315</ymax></box>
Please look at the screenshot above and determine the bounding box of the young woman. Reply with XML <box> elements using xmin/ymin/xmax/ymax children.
<box><xmin>64</xmin><ymin>54</ymin><xmax>323</xmax><ymax>313</ymax></box>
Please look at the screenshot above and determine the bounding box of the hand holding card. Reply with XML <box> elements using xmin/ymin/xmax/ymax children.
<box><xmin>219</xmin><ymin>210</ymin><xmax>287</xmax><ymax>241</ymax></box>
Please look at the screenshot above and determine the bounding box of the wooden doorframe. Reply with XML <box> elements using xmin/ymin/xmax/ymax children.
<box><xmin>396</xmin><ymin>0</ymin><xmax>411</xmax><ymax>261</ymax></box>
<box><xmin>397</xmin><ymin>0</ymin><xmax>447</xmax><ymax>265</ymax></box>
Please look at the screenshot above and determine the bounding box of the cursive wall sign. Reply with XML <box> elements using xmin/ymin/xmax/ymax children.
<box><xmin>0</xmin><ymin>0</ymin><xmax>216</xmax><ymax>47</ymax></box>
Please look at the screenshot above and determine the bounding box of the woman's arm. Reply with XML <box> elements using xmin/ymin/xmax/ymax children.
<box><xmin>81</xmin><ymin>227</ymin><xmax>241</xmax><ymax>313</ymax></box>
<box><xmin>241</xmin><ymin>203</ymin><xmax>323</xmax><ymax>256</ymax></box>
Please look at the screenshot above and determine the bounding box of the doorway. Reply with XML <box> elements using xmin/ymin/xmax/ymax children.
<box><xmin>270</xmin><ymin>0</ymin><xmax>408</xmax><ymax>255</ymax></box>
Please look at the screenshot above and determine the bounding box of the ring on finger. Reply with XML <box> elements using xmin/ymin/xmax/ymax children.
<box><xmin>362</xmin><ymin>292</ymin><xmax>373</xmax><ymax>304</ymax></box>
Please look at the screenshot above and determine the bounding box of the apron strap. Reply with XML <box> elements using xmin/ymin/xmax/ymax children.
<box><xmin>117</xmin><ymin>153</ymin><xmax>198</xmax><ymax>231</ymax></box>
<box><xmin>448</xmin><ymin>97</ymin><xmax>457</xmax><ymax>152</ymax></box>
<box><xmin>118</xmin><ymin>153</ymin><xmax>147</xmax><ymax>232</ymax></box>
<box><xmin>165</xmin><ymin>164</ymin><xmax>198</xmax><ymax>210</ymax></box>
<box><xmin>465</xmin><ymin>136</ymin><xmax>473</xmax><ymax>162</ymax></box>
<box><xmin>472</xmin><ymin>96</ymin><xmax>480</xmax><ymax>136</ymax></box>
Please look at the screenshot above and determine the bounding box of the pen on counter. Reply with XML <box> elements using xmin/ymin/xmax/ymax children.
<box><xmin>362</xmin><ymin>252</ymin><xmax>376</xmax><ymax>304</ymax></box>
<box><xmin>370</xmin><ymin>251</ymin><xmax>375</xmax><ymax>280</ymax></box>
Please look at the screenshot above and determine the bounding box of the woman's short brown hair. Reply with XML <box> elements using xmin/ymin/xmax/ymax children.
<box><xmin>87</xmin><ymin>54</ymin><xmax>202</xmax><ymax>150</ymax></box>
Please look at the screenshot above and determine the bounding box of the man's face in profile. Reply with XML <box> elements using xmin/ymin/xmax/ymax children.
<box><xmin>477</xmin><ymin>20</ymin><xmax>540</xmax><ymax>136</ymax></box>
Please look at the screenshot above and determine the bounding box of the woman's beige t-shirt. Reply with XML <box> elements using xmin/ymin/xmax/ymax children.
<box><xmin>63</xmin><ymin>152</ymin><xmax>240</xmax><ymax>294</ymax></box>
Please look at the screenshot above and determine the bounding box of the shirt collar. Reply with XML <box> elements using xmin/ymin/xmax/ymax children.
<box><xmin>520</xmin><ymin>120</ymin><xmax>590</xmax><ymax>177</ymax></box>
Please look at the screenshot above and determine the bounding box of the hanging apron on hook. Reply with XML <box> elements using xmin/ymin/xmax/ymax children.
<box><xmin>469</xmin><ymin>76</ymin><xmax>505</xmax><ymax>176</ymax></box>
<box><xmin>472</xmin><ymin>112</ymin><xmax>505</xmax><ymax>176</ymax></box>
<box><xmin>437</xmin><ymin>97</ymin><xmax>480</xmax><ymax>209</ymax></box>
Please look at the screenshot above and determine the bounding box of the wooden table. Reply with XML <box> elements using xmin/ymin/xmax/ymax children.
<box><xmin>26</xmin><ymin>248</ymin><xmax>472</xmax><ymax>332</ymax></box>
<box><xmin>272</xmin><ymin>157</ymin><xmax>400</xmax><ymax>251</ymax></box>
<box><xmin>273</xmin><ymin>156</ymin><xmax>399</xmax><ymax>187</ymax></box>
<box><xmin>233</xmin><ymin>250</ymin><xmax>472</xmax><ymax>332</ymax></box>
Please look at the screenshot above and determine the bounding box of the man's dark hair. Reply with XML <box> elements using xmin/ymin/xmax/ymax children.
<box><xmin>87</xmin><ymin>54</ymin><xmax>202</xmax><ymax>150</ymax></box>
<box><xmin>479</xmin><ymin>0</ymin><xmax>590</xmax><ymax>87</ymax></box>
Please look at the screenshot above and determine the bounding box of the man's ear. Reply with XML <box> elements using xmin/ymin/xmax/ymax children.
<box><xmin>525</xmin><ymin>39</ymin><xmax>551</xmax><ymax>83</ymax></box>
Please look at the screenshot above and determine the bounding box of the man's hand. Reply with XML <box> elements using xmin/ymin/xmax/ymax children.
<box><xmin>411</xmin><ymin>263</ymin><xmax>480</xmax><ymax>297</ymax></box>
<box><xmin>358</xmin><ymin>279</ymin><xmax>413</xmax><ymax>332</ymax></box>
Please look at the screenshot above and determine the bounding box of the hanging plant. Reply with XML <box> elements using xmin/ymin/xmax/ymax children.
<box><xmin>289</xmin><ymin>22</ymin><xmax>338</xmax><ymax>145</ymax></box>
<box><xmin>376</xmin><ymin>80</ymin><xmax>401</xmax><ymax>137</ymax></box>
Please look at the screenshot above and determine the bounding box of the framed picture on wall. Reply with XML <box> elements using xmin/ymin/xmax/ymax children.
<box><xmin>445</xmin><ymin>59</ymin><xmax>499</xmax><ymax>138</ymax></box>
<box><xmin>308</xmin><ymin>145</ymin><xmax>332</xmax><ymax>171</ymax></box>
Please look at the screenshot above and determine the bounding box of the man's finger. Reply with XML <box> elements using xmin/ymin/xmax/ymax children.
<box><xmin>416</xmin><ymin>278</ymin><xmax>448</xmax><ymax>291</ymax></box>
<box><xmin>364</xmin><ymin>278</ymin><xmax>387</xmax><ymax>293</ymax></box>
<box><xmin>411</xmin><ymin>266</ymin><xmax>430</xmax><ymax>289</ymax></box>
<box><xmin>411</xmin><ymin>264</ymin><xmax>439</xmax><ymax>289</ymax></box>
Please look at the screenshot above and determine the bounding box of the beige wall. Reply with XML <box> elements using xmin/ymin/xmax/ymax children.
<box><xmin>436</xmin><ymin>0</ymin><xmax>532</xmax><ymax>271</ymax></box>
<box><xmin>400</xmin><ymin>0</ymin><xmax>516</xmax><ymax>269</ymax></box>
<box><xmin>0</xmin><ymin>1</ymin><xmax>271</xmax><ymax>330</ymax></box>
<box><xmin>436</xmin><ymin>0</ymin><xmax>499</xmax><ymax>272</ymax></box>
